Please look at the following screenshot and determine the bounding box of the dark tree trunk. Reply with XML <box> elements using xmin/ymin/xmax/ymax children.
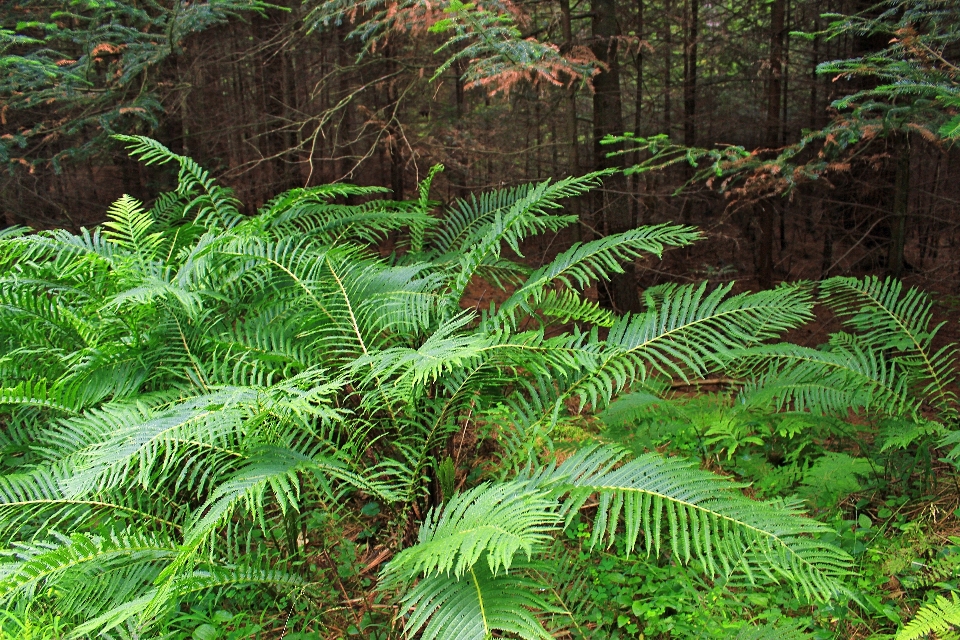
<box><xmin>888</xmin><ymin>135</ymin><xmax>911</xmax><ymax>278</ymax></box>
<box><xmin>560</xmin><ymin>0</ymin><xmax>580</xmax><ymax>178</ymax></box>
<box><xmin>663</xmin><ymin>15</ymin><xmax>672</xmax><ymax>136</ymax></box>
<box><xmin>766</xmin><ymin>0</ymin><xmax>785</xmax><ymax>148</ymax></box>
<box><xmin>758</xmin><ymin>0</ymin><xmax>786</xmax><ymax>289</ymax></box>
<box><xmin>683</xmin><ymin>0</ymin><xmax>698</xmax><ymax>147</ymax></box>
<box><xmin>592</xmin><ymin>0</ymin><xmax>641</xmax><ymax>313</ymax></box>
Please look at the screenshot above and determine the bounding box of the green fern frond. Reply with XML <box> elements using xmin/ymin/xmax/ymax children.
<box><xmin>428</xmin><ymin>181</ymin><xmax>548</xmax><ymax>256</ymax></box>
<box><xmin>186</xmin><ymin>445</ymin><xmax>396</xmax><ymax>547</ymax></box>
<box><xmin>382</xmin><ymin>480</ymin><xmax>557</xmax><ymax>586</ymax></box>
<box><xmin>384</xmin><ymin>445</ymin><xmax>850</xmax><ymax>639</ymax></box>
<box><xmin>537</xmin><ymin>288</ymin><xmax>618</xmax><ymax>327</ymax></box>
<box><xmin>102</xmin><ymin>195</ymin><xmax>165</xmax><ymax>259</ymax></box>
<box><xmin>820</xmin><ymin>276</ymin><xmax>958</xmax><ymax>419</ymax></box>
<box><xmin>527</xmin><ymin>445</ymin><xmax>851</xmax><ymax>601</ymax></box>
<box><xmin>0</xmin><ymin>529</ymin><xmax>177</xmax><ymax>605</ymax></box>
<box><xmin>0</xmin><ymin>465</ymin><xmax>182</xmax><ymax>539</ymax></box>
<box><xmin>256</xmin><ymin>183</ymin><xmax>392</xmax><ymax>219</ymax></box>
<box><xmin>408</xmin><ymin>164</ymin><xmax>443</xmax><ymax>253</ymax></box>
<box><xmin>0</xmin><ymin>379</ymin><xmax>85</xmax><ymax>413</ymax></box>
<box><xmin>573</xmin><ymin>282</ymin><xmax>814</xmax><ymax>409</ymax></box>
<box><xmin>397</xmin><ymin>560</ymin><xmax>553</xmax><ymax>640</ymax></box>
<box><xmin>446</xmin><ymin>172</ymin><xmax>609</xmax><ymax>304</ymax></box>
<box><xmin>734</xmin><ymin>341</ymin><xmax>913</xmax><ymax>417</ymax></box>
<box><xmin>0</xmin><ymin>280</ymin><xmax>90</xmax><ymax>349</ymax></box>
<box><xmin>898</xmin><ymin>592</ymin><xmax>960</xmax><ymax>640</ymax></box>
<box><xmin>494</xmin><ymin>224</ymin><xmax>701</xmax><ymax>328</ymax></box>
<box><xmin>113</xmin><ymin>135</ymin><xmax>242</xmax><ymax>229</ymax></box>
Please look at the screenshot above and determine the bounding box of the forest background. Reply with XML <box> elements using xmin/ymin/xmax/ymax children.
<box><xmin>2</xmin><ymin>0</ymin><xmax>960</xmax><ymax>638</ymax></box>
<box><xmin>3</xmin><ymin>0</ymin><xmax>958</xmax><ymax>299</ymax></box>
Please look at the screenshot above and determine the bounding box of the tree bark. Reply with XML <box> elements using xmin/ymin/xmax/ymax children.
<box><xmin>683</xmin><ymin>0</ymin><xmax>698</xmax><ymax>147</ymax></box>
<box><xmin>887</xmin><ymin>135</ymin><xmax>911</xmax><ymax>278</ymax></box>
<box><xmin>592</xmin><ymin>0</ymin><xmax>641</xmax><ymax>312</ymax></box>
<box><xmin>766</xmin><ymin>0</ymin><xmax>785</xmax><ymax>148</ymax></box>
<box><xmin>560</xmin><ymin>0</ymin><xmax>579</xmax><ymax>178</ymax></box>
<box><xmin>758</xmin><ymin>0</ymin><xmax>786</xmax><ymax>289</ymax></box>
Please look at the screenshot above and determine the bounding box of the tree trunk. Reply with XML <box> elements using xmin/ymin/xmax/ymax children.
<box><xmin>887</xmin><ymin>135</ymin><xmax>911</xmax><ymax>278</ymax></box>
<box><xmin>663</xmin><ymin>15</ymin><xmax>672</xmax><ymax>136</ymax></box>
<box><xmin>592</xmin><ymin>0</ymin><xmax>641</xmax><ymax>313</ymax></box>
<box><xmin>766</xmin><ymin>0</ymin><xmax>785</xmax><ymax>147</ymax></box>
<box><xmin>758</xmin><ymin>0</ymin><xmax>785</xmax><ymax>289</ymax></box>
<box><xmin>683</xmin><ymin>0</ymin><xmax>698</xmax><ymax>147</ymax></box>
<box><xmin>560</xmin><ymin>0</ymin><xmax>579</xmax><ymax>178</ymax></box>
<box><xmin>632</xmin><ymin>0</ymin><xmax>644</xmax><ymax>226</ymax></box>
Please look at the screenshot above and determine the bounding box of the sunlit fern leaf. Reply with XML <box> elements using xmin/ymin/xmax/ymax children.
<box><xmin>734</xmin><ymin>619</ymin><xmax>813</xmax><ymax>639</ymax></box>
<box><xmin>185</xmin><ymin>445</ymin><xmax>397</xmax><ymax>548</ymax></box>
<box><xmin>525</xmin><ymin>445</ymin><xmax>851</xmax><ymax>602</ymax></box>
<box><xmin>350</xmin><ymin>312</ymin><xmax>493</xmax><ymax>406</ymax></box>
<box><xmin>102</xmin><ymin>195</ymin><xmax>165</xmax><ymax>260</ymax></box>
<box><xmin>398</xmin><ymin>561</ymin><xmax>553</xmax><ymax>640</ymax></box>
<box><xmin>58</xmin><ymin>389</ymin><xmax>252</xmax><ymax>497</ymax></box>
<box><xmin>733</xmin><ymin>340</ymin><xmax>913</xmax><ymax>417</ymax></box>
<box><xmin>898</xmin><ymin>592</ymin><xmax>960</xmax><ymax>640</ymax></box>
<box><xmin>113</xmin><ymin>135</ymin><xmax>242</xmax><ymax>229</ymax></box>
<box><xmin>206</xmin><ymin>317</ymin><xmax>313</xmax><ymax>384</ymax></box>
<box><xmin>382</xmin><ymin>480</ymin><xmax>558</xmax><ymax>586</ymax></box>
<box><xmin>537</xmin><ymin>288</ymin><xmax>618</xmax><ymax>327</ymax></box>
<box><xmin>0</xmin><ymin>379</ymin><xmax>86</xmax><ymax>413</ymax></box>
<box><xmin>0</xmin><ymin>530</ymin><xmax>177</xmax><ymax>606</ymax></box>
<box><xmin>70</xmin><ymin>560</ymin><xmax>308</xmax><ymax>638</ymax></box>
<box><xmin>273</xmin><ymin>202</ymin><xmax>428</xmax><ymax>246</ymax></box>
<box><xmin>820</xmin><ymin>276</ymin><xmax>958</xmax><ymax>419</ymax></box>
<box><xmin>105</xmin><ymin>272</ymin><xmax>204</xmax><ymax>318</ymax></box>
<box><xmin>446</xmin><ymin>172</ymin><xmax>609</xmax><ymax>305</ymax></box>
<box><xmin>495</xmin><ymin>224</ymin><xmax>701</xmax><ymax>329</ymax></box>
<box><xmin>428</xmin><ymin>182</ymin><xmax>549</xmax><ymax>256</ymax></box>
<box><xmin>0</xmin><ymin>465</ymin><xmax>183</xmax><ymax>540</ymax></box>
<box><xmin>572</xmin><ymin>282</ymin><xmax>814</xmax><ymax>409</ymax></box>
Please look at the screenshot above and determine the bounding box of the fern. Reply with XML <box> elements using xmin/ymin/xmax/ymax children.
<box><xmin>899</xmin><ymin>592</ymin><xmax>960</xmax><ymax>640</ymax></box>
<box><xmin>383</xmin><ymin>445</ymin><xmax>851</xmax><ymax>636</ymax></box>
<box><xmin>820</xmin><ymin>276</ymin><xmax>958</xmax><ymax>422</ymax></box>
<box><xmin>0</xmin><ymin>139</ymin><xmax>858</xmax><ymax>636</ymax></box>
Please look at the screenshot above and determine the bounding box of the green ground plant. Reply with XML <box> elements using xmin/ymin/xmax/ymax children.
<box><xmin>0</xmin><ymin>137</ymin><xmax>958</xmax><ymax>638</ymax></box>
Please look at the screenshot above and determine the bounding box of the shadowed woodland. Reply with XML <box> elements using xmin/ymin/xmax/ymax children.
<box><xmin>1</xmin><ymin>0</ymin><xmax>960</xmax><ymax>638</ymax></box>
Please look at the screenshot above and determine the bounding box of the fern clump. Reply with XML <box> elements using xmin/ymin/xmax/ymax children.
<box><xmin>0</xmin><ymin>137</ymin><xmax>854</xmax><ymax>637</ymax></box>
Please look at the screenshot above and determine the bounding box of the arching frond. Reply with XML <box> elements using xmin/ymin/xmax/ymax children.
<box><xmin>495</xmin><ymin>224</ymin><xmax>701</xmax><ymax>328</ymax></box>
<box><xmin>383</xmin><ymin>444</ymin><xmax>851</xmax><ymax>638</ymax></box>
<box><xmin>446</xmin><ymin>172</ymin><xmax>609</xmax><ymax>304</ymax></box>
<box><xmin>0</xmin><ymin>529</ymin><xmax>177</xmax><ymax>605</ymax></box>
<box><xmin>113</xmin><ymin>135</ymin><xmax>242</xmax><ymax>229</ymax></box>
<box><xmin>733</xmin><ymin>340</ymin><xmax>913</xmax><ymax>417</ymax></box>
<box><xmin>898</xmin><ymin>592</ymin><xmax>960</xmax><ymax>640</ymax></box>
<box><xmin>572</xmin><ymin>282</ymin><xmax>814</xmax><ymax>408</ymax></box>
<box><xmin>382</xmin><ymin>481</ymin><xmax>557</xmax><ymax>586</ymax></box>
<box><xmin>820</xmin><ymin>276</ymin><xmax>958</xmax><ymax>420</ymax></box>
<box><xmin>526</xmin><ymin>445</ymin><xmax>851</xmax><ymax>602</ymax></box>
<box><xmin>186</xmin><ymin>444</ymin><xmax>397</xmax><ymax>548</ymax></box>
<box><xmin>398</xmin><ymin>561</ymin><xmax>553</xmax><ymax>640</ymax></box>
